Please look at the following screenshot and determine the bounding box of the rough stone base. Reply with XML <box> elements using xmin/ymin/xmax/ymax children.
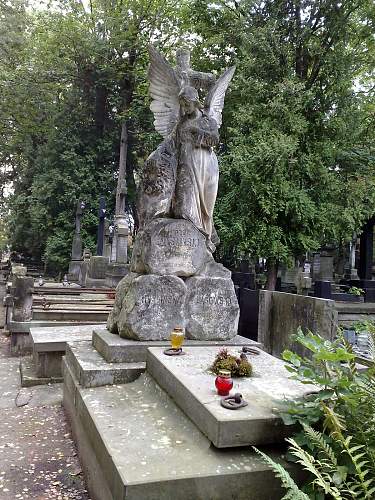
<box><xmin>131</xmin><ymin>218</ymin><xmax>213</xmax><ymax>277</ymax></box>
<box><xmin>63</xmin><ymin>358</ymin><xmax>303</xmax><ymax>500</ymax></box>
<box><xmin>108</xmin><ymin>273</ymin><xmax>239</xmax><ymax>341</ymax></box>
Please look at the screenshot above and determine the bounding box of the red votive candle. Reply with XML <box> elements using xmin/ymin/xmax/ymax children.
<box><xmin>215</xmin><ymin>370</ymin><xmax>233</xmax><ymax>396</ymax></box>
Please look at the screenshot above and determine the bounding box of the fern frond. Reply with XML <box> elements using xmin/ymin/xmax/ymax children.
<box><xmin>341</xmin><ymin>438</ymin><xmax>374</xmax><ymax>498</ymax></box>
<box><xmin>302</xmin><ymin>423</ymin><xmax>338</xmax><ymax>467</ymax></box>
<box><xmin>253</xmin><ymin>447</ymin><xmax>310</xmax><ymax>500</ymax></box>
<box><xmin>285</xmin><ymin>438</ymin><xmax>342</xmax><ymax>498</ymax></box>
<box><xmin>322</xmin><ymin>403</ymin><xmax>346</xmax><ymax>440</ymax></box>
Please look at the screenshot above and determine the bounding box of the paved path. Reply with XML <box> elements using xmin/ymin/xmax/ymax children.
<box><xmin>0</xmin><ymin>284</ymin><xmax>90</xmax><ymax>500</ymax></box>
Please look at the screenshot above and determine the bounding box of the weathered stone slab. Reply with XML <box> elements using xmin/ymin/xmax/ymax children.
<box><xmin>63</xmin><ymin>361</ymin><xmax>303</xmax><ymax>500</ymax></box>
<box><xmin>258</xmin><ymin>291</ymin><xmax>337</xmax><ymax>356</ymax></box>
<box><xmin>147</xmin><ymin>346</ymin><xmax>315</xmax><ymax>448</ymax></box>
<box><xmin>30</xmin><ymin>324</ymin><xmax>101</xmax><ymax>352</ymax></box>
<box><xmin>131</xmin><ymin>218</ymin><xmax>213</xmax><ymax>277</ymax></box>
<box><xmin>93</xmin><ymin>328</ymin><xmax>260</xmax><ymax>363</ymax></box>
<box><xmin>65</xmin><ymin>341</ymin><xmax>145</xmax><ymax>388</ymax></box>
<box><xmin>115</xmin><ymin>274</ymin><xmax>186</xmax><ymax>340</ymax></box>
<box><xmin>108</xmin><ymin>272</ymin><xmax>240</xmax><ymax>341</ymax></box>
<box><xmin>105</xmin><ymin>262</ymin><xmax>129</xmax><ymax>288</ymax></box>
<box><xmin>185</xmin><ymin>276</ymin><xmax>239</xmax><ymax>340</ymax></box>
<box><xmin>88</xmin><ymin>255</ymin><xmax>109</xmax><ymax>280</ymax></box>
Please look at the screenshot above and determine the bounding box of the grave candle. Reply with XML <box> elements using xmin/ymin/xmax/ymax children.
<box><xmin>215</xmin><ymin>370</ymin><xmax>233</xmax><ymax>396</ymax></box>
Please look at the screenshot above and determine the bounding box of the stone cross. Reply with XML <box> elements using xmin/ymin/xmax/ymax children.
<box><xmin>176</xmin><ymin>48</ymin><xmax>215</xmax><ymax>90</ymax></box>
<box><xmin>75</xmin><ymin>200</ymin><xmax>85</xmax><ymax>234</ymax></box>
<box><xmin>96</xmin><ymin>196</ymin><xmax>106</xmax><ymax>256</ymax></box>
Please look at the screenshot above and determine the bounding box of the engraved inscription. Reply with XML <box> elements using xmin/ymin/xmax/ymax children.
<box><xmin>193</xmin><ymin>293</ymin><xmax>233</xmax><ymax>307</ymax></box>
<box><xmin>156</xmin><ymin>227</ymin><xmax>200</xmax><ymax>248</ymax></box>
<box><xmin>139</xmin><ymin>293</ymin><xmax>183</xmax><ymax>307</ymax></box>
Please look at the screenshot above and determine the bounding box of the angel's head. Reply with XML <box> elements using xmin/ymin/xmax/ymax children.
<box><xmin>178</xmin><ymin>86</ymin><xmax>202</xmax><ymax>116</ymax></box>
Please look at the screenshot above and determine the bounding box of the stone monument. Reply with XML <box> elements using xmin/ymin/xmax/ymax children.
<box><xmin>108</xmin><ymin>45</ymin><xmax>239</xmax><ymax>340</ymax></box>
<box><xmin>96</xmin><ymin>196</ymin><xmax>106</xmax><ymax>256</ymax></box>
<box><xmin>68</xmin><ymin>200</ymin><xmax>85</xmax><ymax>282</ymax></box>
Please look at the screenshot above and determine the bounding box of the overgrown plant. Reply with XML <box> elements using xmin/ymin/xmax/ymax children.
<box><xmin>255</xmin><ymin>328</ymin><xmax>375</xmax><ymax>499</ymax></box>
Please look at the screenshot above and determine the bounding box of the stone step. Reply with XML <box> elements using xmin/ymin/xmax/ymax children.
<box><xmin>9</xmin><ymin>320</ymin><xmax>104</xmax><ymax>333</ymax></box>
<box><xmin>20</xmin><ymin>356</ymin><xmax>63</xmax><ymax>387</ymax></box>
<box><xmin>32</xmin><ymin>309</ymin><xmax>109</xmax><ymax>321</ymax></box>
<box><xmin>30</xmin><ymin>324</ymin><xmax>102</xmax><ymax>353</ymax></box>
<box><xmin>63</xmin><ymin>359</ymin><xmax>303</xmax><ymax>500</ymax></box>
<box><xmin>93</xmin><ymin>327</ymin><xmax>262</xmax><ymax>363</ymax></box>
<box><xmin>65</xmin><ymin>341</ymin><xmax>145</xmax><ymax>388</ymax></box>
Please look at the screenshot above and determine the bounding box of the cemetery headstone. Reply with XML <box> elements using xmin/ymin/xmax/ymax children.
<box><xmin>68</xmin><ymin>200</ymin><xmax>85</xmax><ymax>281</ymax></box>
<box><xmin>96</xmin><ymin>196</ymin><xmax>106</xmax><ymax>256</ymax></box>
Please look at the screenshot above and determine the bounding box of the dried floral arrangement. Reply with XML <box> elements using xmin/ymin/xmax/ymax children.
<box><xmin>210</xmin><ymin>348</ymin><xmax>253</xmax><ymax>377</ymax></box>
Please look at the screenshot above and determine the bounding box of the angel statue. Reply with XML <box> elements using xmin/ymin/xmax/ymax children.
<box><xmin>138</xmin><ymin>45</ymin><xmax>235</xmax><ymax>253</ymax></box>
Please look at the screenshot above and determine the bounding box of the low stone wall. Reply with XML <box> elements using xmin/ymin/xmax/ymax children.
<box><xmin>258</xmin><ymin>291</ymin><xmax>337</xmax><ymax>357</ymax></box>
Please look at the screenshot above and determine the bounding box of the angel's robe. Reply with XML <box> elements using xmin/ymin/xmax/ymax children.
<box><xmin>173</xmin><ymin>111</ymin><xmax>220</xmax><ymax>252</ymax></box>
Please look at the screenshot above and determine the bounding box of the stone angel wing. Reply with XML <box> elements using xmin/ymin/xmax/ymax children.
<box><xmin>204</xmin><ymin>66</ymin><xmax>236</xmax><ymax>129</ymax></box>
<box><xmin>148</xmin><ymin>45</ymin><xmax>181</xmax><ymax>138</ymax></box>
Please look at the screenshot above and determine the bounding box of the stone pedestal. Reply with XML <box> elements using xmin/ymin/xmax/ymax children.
<box><xmin>108</xmin><ymin>218</ymin><xmax>240</xmax><ymax>340</ymax></box>
<box><xmin>12</xmin><ymin>276</ymin><xmax>34</xmax><ymax>322</ymax></box>
<box><xmin>114</xmin><ymin>215</ymin><xmax>129</xmax><ymax>264</ymax></box>
<box><xmin>71</xmin><ymin>233</ymin><xmax>82</xmax><ymax>261</ymax></box>
<box><xmin>104</xmin><ymin>262</ymin><xmax>129</xmax><ymax>288</ymax></box>
<box><xmin>68</xmin><ymin>260</ymin><xmax>83</xmax><ymax>282</ymax></box>
<box><xmin>86</xmin><ymin>256</ymin><xmax>109</xmax><ymax>288</ymax></box>
<box><xmin>131</xmin><ymin>218</ymin><xmax>213</xmax><ymax>276</ymax></box>
<box><xmin>108</xmin><ymin>272</ymin><xmax>239</xmax><ymax>341</ymax></box>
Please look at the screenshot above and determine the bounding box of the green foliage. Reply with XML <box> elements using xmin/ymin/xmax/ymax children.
<box><xmin>253</xmin><ymin>447</ymin><xmax>310</xmax><ymax>500</ymax></box>
<box><xmin>189</xmin><ymin>0</ymin><xmax>375</xmax><ymax>269</ymax></box>
<box><xmin>257</xmin><ymin>328</ymin><xmax>375</xmax><ymax>498</ymax></box>
<box><xmin>210</xmin><ymin>348</ymin><xmax>252</xmax><ymax>377</ymax></box>
<box><xmin>0</xmin><ymin>0</ymin><xmax>185</xmax><ymax>273</ymax></box>
<box><xmin>348</xmin><ymin>287</ymin><xmax>365</xmax><ymax>296</ymax></box>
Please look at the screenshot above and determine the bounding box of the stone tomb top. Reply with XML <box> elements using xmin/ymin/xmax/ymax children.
<box><xmin>147</xmin><ymin>346</ymin><xmax>315</xmax><ymax>448</ymax></box>
<box><xmin>30</xmin><ymin>324</ymin><xmax>105</xmax><ymax>352</ymax></box>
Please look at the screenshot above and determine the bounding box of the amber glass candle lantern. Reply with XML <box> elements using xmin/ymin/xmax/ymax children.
<box><xmin>215</xmin><ymin>370</ymin><xmax>233</xmax><ymax>396</ymax></box>
<box><xmin>170</xmin><ymin>327</ymin><xmax>185</xmax><ymax>351</ymax></box>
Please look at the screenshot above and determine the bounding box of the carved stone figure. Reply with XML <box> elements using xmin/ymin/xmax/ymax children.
<box><xmin>138</xmin><ymin>46</ymin><xmax>235</xmax><ymax>252</ymax></box>
<box><xmin>108</xmin><ymin>46</ymin><xmax>239</xmax><ymax>341</ymax></box>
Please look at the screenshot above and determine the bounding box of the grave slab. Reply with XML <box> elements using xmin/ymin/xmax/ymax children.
<box><xmin>93</xmin><ymin>328</ymin><xmax>261</xmax><ymax>363</ymax></box>
<box><xmin>147</xmin><ymin>346</ymin><xmax>315</xmax><ymax>448</ymax></box>
<box><xmin>31</xmin><ymin>324</ymin><xmax>104</xmax><ymax>352</ymax></box>
<box><xmin>63</xmin><ymin>361</ymin><xmax>303</xmax><ymax>500</ymax></box>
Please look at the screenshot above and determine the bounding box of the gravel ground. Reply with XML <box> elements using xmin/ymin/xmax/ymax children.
<box><xmin>0</xmin><ymin>284</ymin><xmax>91</xmax><ymax>500</ymax></box>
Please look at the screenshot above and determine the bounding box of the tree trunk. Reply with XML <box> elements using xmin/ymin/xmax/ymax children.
<box><xmin>116</xmin><ymin>121</ymin><xmax>128</xmax><ymax>216</ymax></box>
<box><xmin>266</xmin><ymin>259</ymin><xmax>279</xmax><ymax>291</ymax></box>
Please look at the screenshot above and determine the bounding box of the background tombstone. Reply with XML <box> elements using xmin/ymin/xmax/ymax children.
<box><xmin>86</xmin><ymin>255</ymin><xmax>109</xmax><ymax>288</ymax></box>
<box><xmin>12</xmin><ymin>275</ymin><xmax>33</xmax><ymax>322</ymax></box>
<box><xmin>319</xmin><ymin>249</ymin><xmax>334</xmax><ymax>281</ymax></box>
<box><xmin>103</xmin><ymin>220</ymin><xmax>112</xmax><ymax>259</ymax></box>
<box><xmin>96</xmin><ymin>196</ymin><xmax>106</xmax><ymax>256</ymax></box>
<box><xmin>68</xmin><ymin>200</ymin><xmax>85</xmax><ymax>282</ymax></box>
